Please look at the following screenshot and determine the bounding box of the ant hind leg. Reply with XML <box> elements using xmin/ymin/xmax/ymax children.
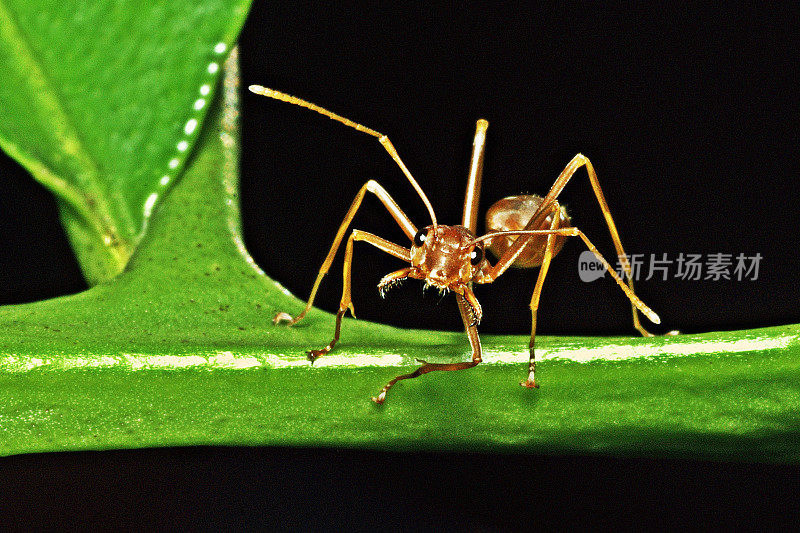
<box><xmin>522</xmin><ymin>202</ymin><xmax>562</xmax><ymax>388</ymax></box>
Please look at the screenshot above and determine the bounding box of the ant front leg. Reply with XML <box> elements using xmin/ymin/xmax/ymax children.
<box><xmin>307</xmin><ymin>229</ymin><xmax>410</xmax><ymax>362</ymax></box>
<box><xmin>372</xmin><ymin>291</ymin><xmax>482</xmax><ymax>404</ymax></box>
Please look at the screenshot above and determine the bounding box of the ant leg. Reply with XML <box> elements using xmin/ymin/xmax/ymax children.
<box><xmin>273</xmin><ymin>179</ymin><xmax>416</xmax><ymax>326</ymax></box>
<box><xmin>372</xmin><ymin>291</ymin><xmax>482</xmax><ymax>404</ymax></box>
<box><xmin>522</xmin><ymin>203</ymin><xmax>562</xmax><ymax>389</ymax></box>
<box><xmin>487</xmin><ymin>154</ymin><xmax>664</xmax><ymax>336</ymax></box>
<box><xmin>307</xmin><ymin>230</ymin><xmax>409</xmax><ymax>362</ymax></box>
<box><xmin>570</xmin><ymin>156</ymin><xmax>657</xmax><ymax>336</ymax></box>
<box><xmin>462</xmin><ymin>119</ymin><xmax>489</xmax><ymax>235</ymax></box>
<box><xmin>489</xmin><ymin>226</ymin><xmax>661</xmax><ymax>324</ymax></box>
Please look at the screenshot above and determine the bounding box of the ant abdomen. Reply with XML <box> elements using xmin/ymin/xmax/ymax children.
<box><xmin>485</xmin><ymin>195</ymin><xmax>572</xmax><ymax>268</ymax></box>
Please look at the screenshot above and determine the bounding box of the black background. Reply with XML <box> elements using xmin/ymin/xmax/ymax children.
<box><xmin>238</xmin><ymin>5</ymin><xmax>800</xmax><ymax>336</ymax></box>
<box><xmin>2</xmin><ymin>5</ymin><xmax>798</xmax><ymax>334</ymax></box>
<box><xmin>2</xmin><ymin>4</ymin><xmax>799</xmax><ymax>528</ymax></box>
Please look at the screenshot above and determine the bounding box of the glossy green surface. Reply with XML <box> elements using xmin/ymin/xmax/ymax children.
<box><xmin>1</xmin><ymin>78</ymin><xmax>798</xmax><ymax>461</ymax></box>
<box><xmin>0</xmin><ymin>0</ymin><xmax>251</xmax><ymax>283</ymax></box>
<box><xmin>0</xmin><ymin>4</ymin><xmax>797</xmax><ymax>463</ymax></box>
<box><xmin>2</xmin><ymin>342</ymin><xmax>798</xmax><ymax>462</ymax></box>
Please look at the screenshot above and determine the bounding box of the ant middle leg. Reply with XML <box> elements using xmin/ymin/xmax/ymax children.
<box><xmin>307</xmin><ymin>229</ymin><xmax>409</xmax><ymax>362</ymax></box>
<box><xmin>273</xmin><ymin>179</ymin><xmax>415</xmax><ymax>326</ymax></box>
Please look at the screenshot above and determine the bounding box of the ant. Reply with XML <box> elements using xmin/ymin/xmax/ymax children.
<box><xmin>250</xmin><ymin>85</ymin><xmax>668</xmax><ymax>404</ymax></box>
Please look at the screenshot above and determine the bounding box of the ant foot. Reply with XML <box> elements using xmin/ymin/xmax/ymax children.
<box><xmin>520</xmin><ymin>379</ymin><xmax>539</xmax><ymax>389</ymax></box>
<box><xmin>371</xmin><ymin>392</ymin><xmax>386</xmax><ymax>405</ymax></box>
<box><xmin>306</xmin><ymin>349</ymin><xmax>326</xmax><ymax>363</ymax></box>
<box><xmin>273</xmin><ymin>312</ymin><xmax>294</xmax><ymax>325</ymax></box>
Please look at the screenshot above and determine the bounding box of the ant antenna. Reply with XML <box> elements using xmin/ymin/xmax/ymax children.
<box><xmin>249</xmin><ymin>85</ymin><xmax>438</xmax><ymax>228</ymax></box>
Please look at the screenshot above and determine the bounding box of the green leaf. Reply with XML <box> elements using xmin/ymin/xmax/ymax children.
<box><xmin>0</xmin><ymin>4</ymin><xmax>797</xmax><ymax>464</ymax></box>
<box><xmin>1</xmin><ymin>62</ymin><xmax>799</xmax><ymax>461</ymax></box>
<box><xmin>0</xmin><ymin>54</ymin><xmax>414</xmax><ymax>360</ymax></box>
<box><xmin>0</xmin><ymin>0</ymin><xmax>251</xmax><ymax>283</ymax></box>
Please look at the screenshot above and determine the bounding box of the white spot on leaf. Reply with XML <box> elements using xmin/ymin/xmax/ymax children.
<box><xmin>184</xmin><ymin>119</ymin><xmax>198</xmax><ymax>135</ymax></box>
<box><xmin>143</xmin><ymin>192</ymin><xmax>158</xmax><ymax>217</ymax></box>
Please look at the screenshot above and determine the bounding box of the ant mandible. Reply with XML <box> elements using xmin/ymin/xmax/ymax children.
<box><xmin>250</xmin><ymin>85</ymin><xmax>664</xmax><ymax>404</ymax></box>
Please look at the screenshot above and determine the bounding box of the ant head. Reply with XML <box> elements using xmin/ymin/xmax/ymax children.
<box><xmin>410</xmin><ymin>225</ymin><xmax>488</xmax><ymax>290</ymax></box>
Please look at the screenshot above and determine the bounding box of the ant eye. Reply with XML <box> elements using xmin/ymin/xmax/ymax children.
<box><xmin>413</xmin><ymin>229</ymin><xmax>428</xmax><ymax>247</ymax></box>
<box><xmin>470</xmin><ymin>246</ymin><xmax>484</xmax><ymax>265</ymax></box>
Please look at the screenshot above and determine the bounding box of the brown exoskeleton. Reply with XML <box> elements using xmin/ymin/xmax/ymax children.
<box><xmin>250</xmin><ymin>85</ymin><xmax>664</xmax><ymax>404</ymax></box>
